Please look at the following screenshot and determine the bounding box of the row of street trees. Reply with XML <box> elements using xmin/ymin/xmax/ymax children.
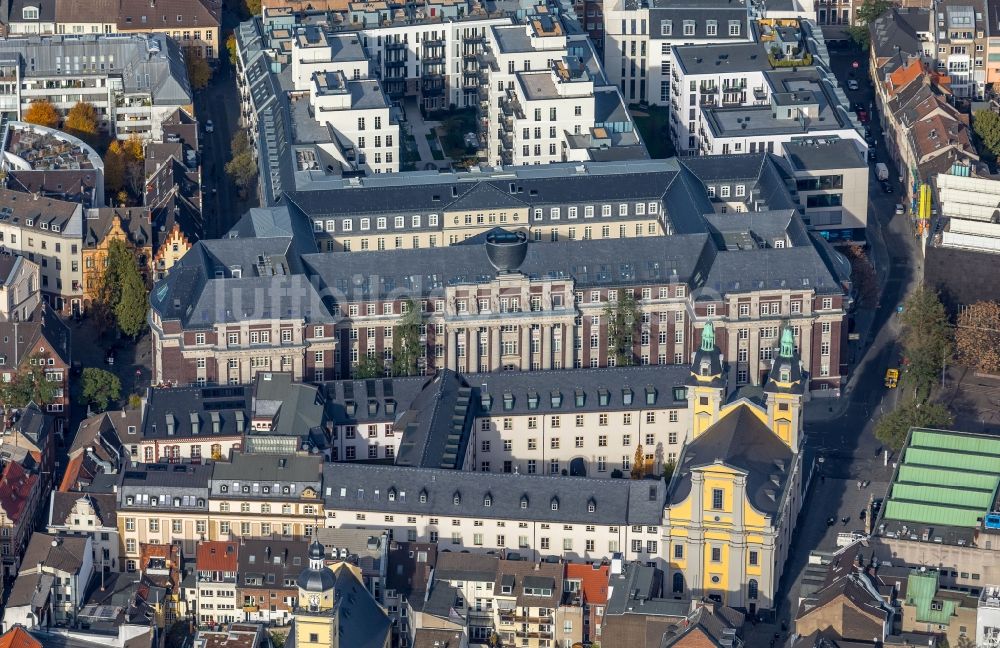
<box><xmin>874</xmin><ymin>288</ymin><xmax>953</xmax><ymax>450</ymax></box>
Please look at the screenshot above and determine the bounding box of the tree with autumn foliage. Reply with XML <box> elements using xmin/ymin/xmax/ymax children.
<box><xmin>631</xmin><ymin>445</ymin><xmax>646</xmax><ymax>479</ymax></box>
<box><xmin>185</xmin><ymin>47</ymin><xmax>212</xmax><ymax>90</ymax></box>
<box><xmin>956</xmin><ymin>300</ymin><xmax>1000</xmax><ymax>374</ymax></box>
<box><xmin>64</xmin><ymin>101</ymin><xmax>100</xmax><ymax>144</ymax></box>
<box><xmin>23</xmin><ymin>99</ymin><xmax>59</xmax><ymax>129</ymax></box>
<box><xmin>104</xmin><ymin>140</ymin><xmax>126</xmax><ymax>193</ymax></box>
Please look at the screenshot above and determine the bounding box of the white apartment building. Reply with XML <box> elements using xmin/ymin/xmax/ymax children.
<box><xmin>322</xmin><ymin>462</ymin><xmax>669</xmax><ymax>566</ymax></box>
<box><xmin>307</xmin><ymin>70</ymin><xmax>400</xmax><ymax>174</ymax></box>
<box><xmin>0</xmin><ymin>188</ymin><xmax>84</xmax><ymax>312</ymax></box>
<box><xmin>482</xmin><ymin>17</ymin><xmax>642</xmax><ymax>166</ymax></box>
<box><xmin>0</xmin><ymin>33</ymin><xmax>193</xmax><ymax>141</ymax></box>
<box><xmin>47</xmin><ymin>492</ymin><xmax>122</xmax><ymax>575</ymax></box>
<box><xmin>602</xmin><ymin>0</ymin><xmax>752</xmax><ymax>105</ymax></box>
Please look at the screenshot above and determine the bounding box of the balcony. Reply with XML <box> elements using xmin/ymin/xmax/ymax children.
<box><xmin>514</xmin><ymin>614</ymin><xmax>553</xmax><ymax>624</ymax></box>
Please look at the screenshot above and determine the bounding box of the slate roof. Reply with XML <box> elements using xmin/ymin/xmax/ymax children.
<box><xmin>237</xmin><ymin>537</ymin><xmax>309</xmax><ymax>591</ymax></box>
<box><xmin>660</xmin><ymin>605</ymin><xmax>744</xmax><ymax>648</ymax></box>
<box><xmin>7</xmin><ymin>170</ymin><xmax>99</xmax><ymax>208</ymax></box>
<box><xmin>0</xmin><ymin>303</ymin><xmax>71</xmax><ymax>368</ymax></box>
<box><xmin>495</xmin><ymin>559</ymin><xmax>562</xmax><ymax>607</ymax></box>
<box><xmin>149</xmin><ymin>236</ymin><xmax>331</xmax><ymax>327</ymax></box>
<box><xmin>83</xmin><ymin>207</ymin><xmax>153</xmax><ymax>250</ymax></box>
<box><xmin>142</xmin><ymin>384</ymin><xmax>250</xmax><ymax>440</ymax></box>
<box><xmin>21</xmin><ymin>532</ymin><xmax>88</xmax><ymax>574</ymax></box>
<box><xmin>211</xmin><ymin>453</ymin><xmax>322</xmax><ymax>490</ymax></box>
<box><xmin>322</xmin><ymin>463</ymin><xmax>666</xmax><ymax>525</ymax></box>
<box><xmin>323</xmin><ymin>375</ymin><xmax>428</xmax><ymax>426</ymax></box>
<box><xmin>284</xmin><ymin>159</ymin><xmax>687</xmax><ymax>225</ymax></box>
<box><xmin>118</xmin><ymin>463</ymin><xmax>212</xmax><ymax>508</ymax></box>
<box><xmin>303</xmin><ymin>233</ymin><xmax>716</xmax><ymax>301</ymax></box>
<box><xmin>669</xmin><ymin>402</ymin><xmax>795</xmax><ymax>515</ymax></box>
<box><xmin>471</xmin><ymin>365</ymin><xmax>690</xmax><ymax>416</ymax></box>
<box><xmin>393</xmin><ymin>370</ymin><xmax>474</xmax><ymax>470</ymax></box>
<box><xmin>385</xmin><ymin>541</ymin><xmax>437</xmax><ymax>610</ymax></box>
<box><xmin>5</xmin><ymin>0</ymin><xmax>55</xmax><ymax>23</ymax></box>
<box><xmin>329</xmin><ymin>562</ymin><xmax>392</xmax><ymax>648</ymax></box>
<box><xmin>870</xmin><ymin>8</ymin><xmax>927</xmax><ymax>77</ymax></box>
<box><xmin>924</xmin><ymin>244</ymin><xmax>1000</xmax><ymax>315</ymax></box>
<box><xmin>250</xmin><ymin>372</ymin><xmax>326</xmax><ymax>440</ymax></box>
<box><xmin>0</xmin><ymin>33</ymin><xmax>191</xmax><ymax>106</ymax></box>
<box><xmin>49</xmin><ymin>491</ymin><xmax>118</xmax><ymax>529</ymax></box>
<box><xmin>434</xmin><ymin>552</ymin><xmax>498</xmax><ymax>583</ymax></box>
<box><xmin>117</xmin><ymin>0</ymin><xmax>220</xmax><ymax>30</ymax></box>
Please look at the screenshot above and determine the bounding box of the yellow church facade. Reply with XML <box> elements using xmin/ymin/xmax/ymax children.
<box><xmin>665</xmin><ymin>323</ymin><xmax>807</xmax><ymax>615</ymax></box>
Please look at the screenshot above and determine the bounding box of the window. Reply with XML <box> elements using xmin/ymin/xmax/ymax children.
<box><xmin>660</xmin><ymin>19</ymin><xmax>672</xmax><ymax>35</ymax></box>
<box><xmin>711</xmin><ymin>547</ymin><xmax>722</xmax><ymax>562</ymax></box>
<box><xmin>749</xmin><ymin>550</ymin><xmax>759</xmax><ymax>566</ymax></box>
<box><xmin>712</xmin><ymin>488</ymin><xmax>724</xmax><ymax>510</ymax></box>
<box><xmin>729</xmin><ymin>20</ymin><xmax>741</xmax><ymax>35</ymax></box>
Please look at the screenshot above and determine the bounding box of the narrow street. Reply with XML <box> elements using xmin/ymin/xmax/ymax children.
<box><xmin>745</xmin><ymin>46</ymin><xmax>926</xmax><ymax>647</ymax></box>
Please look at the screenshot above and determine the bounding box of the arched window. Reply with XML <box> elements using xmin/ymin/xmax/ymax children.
<box><xmin>748</xmin><ymin>579</ymin><xmax>759</xmax><ymax>600</ymax></box>
<box><xmin>672</xmin><ymin>572</ymin><xmax>684</xmax><ymax>593</ymax></box>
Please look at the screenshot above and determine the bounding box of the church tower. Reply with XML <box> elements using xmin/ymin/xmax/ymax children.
<box><xmin>764</xmin><ymin>326</ymin><xmax>808</xmax><ymax>450</ymax></box>
<box><xmin>686</xmin><ymin>320</ymin><xmax>727</xmax><ymax>438</ymax></box>
<box><xmin>294</xmin><ymin>538</ymin><xmax>338</xmax><ymax>648</ymax></box>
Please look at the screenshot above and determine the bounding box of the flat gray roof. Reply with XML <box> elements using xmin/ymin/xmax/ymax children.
<box><xmin>673</xmin><ymin>42</ymin><xmax>771</xmax><ymax>75</ymax></box>
<box><xmin>782</xmin><ymin>138</ymin><xmax>867</xmax><ymax>171</ymax></box>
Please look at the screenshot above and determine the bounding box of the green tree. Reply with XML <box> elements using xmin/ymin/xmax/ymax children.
<box><xmin>875</xmin><ymin>399</ymin><xmax>953</xmax><ymax>450</ymax></box>
<box><xmin>128</xmin><ymin>393</ymin><xmax>143</xmax><ymax>410</ymax></box>
<box><xmin>848</xmin><ymin>0</ymin><xmax>892</xmax><ymax>49</ymax></box>
<box><xmin>663</xmin><ymin>458</ymin><xmax>677</xmax><ymax>481</ymax></box>
<box><xmin>0</xmin><ymin>354</ymin><xmax>58</xmax><ymax>410</ymax></box>
<box><xmin>391</xmin><ymin>297</ymin><xmax>424</xmax><ymax>376</ymax></box>
<box><xmin>604</xmin><ymin>289</ymin><xmax>641</xmax><ymax>366</ymax></box>
<box><xmin>115</xmin><ymin>262</ymin><xmax>148</xmax><ymax>337</ymax></box>
<box><xmin>353</xmin><ymin>355</ymin><xmax>385</xmax><ymax>379</ymax></box>
<box><xmin>974</xmin><ymin>110</ymin><xmax>1000</xmax><ymax>164</ymax></box>
<box><xmin>80</xmin><ymin>367</ymin><xmax>122</xmax><ymax>412</ymax></box>
<box><xmin>269</xmin><ymin>631</ymin><xmax>286</xmax><ymax>648</ymax></box>
<box><xmin>242</xmin><ymin>0</ymin><xmax>262</xmax><ymax>17</ymax></box>
<box><xmin>899</xmin><ymin>288</ymin><xmax>952</xmax><ymax>399</ymax></box>
<box><xmin>23</xmin><ymin>99</ymin><xmax>59</xmax><ymax>129</ymax></box>
<box><xmin>185</xmin><ymin>47</ymin><xmax>213</xmax><ymax>90</ymax></box>
<box><xmin>64</xmin><ymin>101</ymin><xmax>100</xmax><ymax>144</ymax></box>
<box><xmin>98</xmin><ymin>239</ymin><xmax>148</xmax><ymax>338</ymax></box>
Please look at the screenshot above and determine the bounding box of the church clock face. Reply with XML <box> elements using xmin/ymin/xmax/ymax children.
<box><xmin>310</xmin><ymin>594</ymin><xmax>320</xmax><ymax>609</ymax></box>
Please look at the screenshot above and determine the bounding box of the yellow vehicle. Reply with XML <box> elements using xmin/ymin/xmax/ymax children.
<box><xmin>884</xmin><ymin>368</ymin><xmax>899</xmax><ymax>388</ymax></box>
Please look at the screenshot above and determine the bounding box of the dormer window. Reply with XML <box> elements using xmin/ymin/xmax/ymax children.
<box><xmin>484</xmin><ymin>493</ymin><xmax>492</xmax><ymax>507</ymax></box>
<box><xmin>780</xmin><ymin>370</ymin><xmax>790</xmax><ymax>382</ymax></box>
<box><xmin>700</xmin><ymin>361</ymin><xmax>710</xmax><ymax>376</ymax></box>
<box><xmin>453</xmin><ymin>492</ymin><xmax>461</xmax><ymax>506</ymax></box>
<box><xmin>419</xmin><ymin>490</ymin><xmax>428</xmax><ymax>503</ymax></box>
<box><xmin>550</xmin><ymin>497</ymin><xmax>559</xmax><ymax>511</ymax></box>
<box><xmin>587</xmin><ymin>499</ymin><xmax>596</xmax><ymax>513</ymax></box>
<box><xmin>22</xmin><ymin>6</ymin><xmax>38</xmax><ymax>19</ymax></box>
<box><xmin>622</xmin><ymin>388</ymin><xmax>632</xmax><ymax>406</ymax></box>
<box><xmin>520</xmin><ymin>495</ymin><xmax>529</xmax><ymax>509</ymax></box>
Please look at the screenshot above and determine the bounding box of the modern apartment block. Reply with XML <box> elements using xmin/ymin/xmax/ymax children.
<box><xmin>236</xmin><ymin>0</ymin><xmax>642</xmax><ymax>203</ymax></box>
<box><xmin>1</xmin><ymin>122</ymin><xmax>106</xmax><ymax>208</ymax></box>
<box><xmin>150</xmin><ymin>194</ymin><xmax>851</xmax><ymax>393</ymax></box>
<box><xmin>602</xmin><ymin>0</ymin><xmax>754</xmax><ymax>105</ymax></box>
<box><xmin>669</xmin><ymin>35</ymin><xmax>863</xmax><ymax>158</ymax></box>
<box><xmin>0</xmin><ymin>33</ymin><xmax>193</xmax><ymax>141</ymax></box>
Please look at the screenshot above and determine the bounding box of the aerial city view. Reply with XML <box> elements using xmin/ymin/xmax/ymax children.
<box><xmin>0</xmin><ymin>0</ymin><xmax>996</xmax><ymax>645</ymax></box>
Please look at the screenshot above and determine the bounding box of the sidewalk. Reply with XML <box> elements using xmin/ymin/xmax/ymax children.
<box><xmin>805</xmin><ymin>200</ymin><xmax>894</xmax><ymax>424</ymax></box>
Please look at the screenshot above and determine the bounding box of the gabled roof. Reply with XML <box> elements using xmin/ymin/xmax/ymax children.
<box><xmin>0</xmin><ymin>626</ymin><xmax>42</xmax><ymax>648</ymax></box>
<box><xmin>117</xmin><ymin>0</ymin><xmax>219</xmax><ymax>29</ymax></box>
<box><xmin>670</xmin><ymin>402</ymin><xmax>794</xmax><ymax>515</ymax></box>
<box><xmin>565</xmin><ymin>562</ymin><xmax>610</xmax><ymax>605</ymax></box>
<box><xmin>0</xmin><ymin>460</ymin><xmax>37</xmax><ymax>524</ymax></box>
<box><xmin>196</xmin><ymin>541</ymin><xmax>238</xmax><ymax>572</ymax></box>
<box><xmin>49</xmin><ymin>491</ymin><xmax>118</xmax><ymax>529</ymax></box>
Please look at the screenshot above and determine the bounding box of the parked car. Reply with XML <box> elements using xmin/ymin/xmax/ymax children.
<box><xmin>847</xmin><ymin>79</ymin><xmax>859</xmax><ymax>91</ymax></box>
<box><xmin>106</xmin><ymin>349</ymin><xmax>116</xmax><ymax>366</ymax></box>
<box><xmin>882</xmin><ymin>181</ymin><xmax>893</xmax><ymax>194</ymax></box>
<box><xmin>204</xmin><ymin>120</ymin><xmax>214</xmax><ymax>134</ymax></box>
<box><xmin>895</xmin><ymin>204</ymin><xmax>905</xmax><ymax>215</ymax></box>
<box><xmin>867</xmin><ymin>149</ymin><xmax>877</xmax><ymax>162</ymax></box>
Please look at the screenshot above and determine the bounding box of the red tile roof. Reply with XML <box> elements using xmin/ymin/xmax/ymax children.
<box><xmin>887</xmin><ymin>60</ymin><xmax>923</xmax><ymax>96</ymax></box>
<box><xmin>0</xmin><ymin>626</ymin><xmax>42</xmax><ymax>648</ymax></box>
<box><xmin>565</xmin><ymin>563</ymin><xmax>610</xmax><ymax>605</ymax></box>
<box><xmin>197</xmin><ymin>541</ymin><xmax>239</xmax><ymax>571</ymax></box>
<box><xmin>0</xmin><ymin>461</ymin><xmax>37</xmax><ymax>524</ymax></box>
